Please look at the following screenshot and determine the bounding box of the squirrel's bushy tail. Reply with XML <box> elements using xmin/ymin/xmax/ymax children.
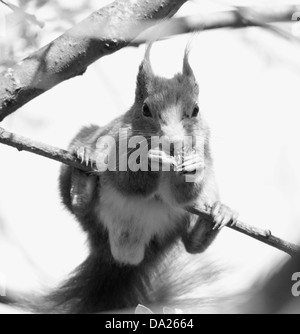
<box><xmin>0</xmin><ymin>244</ymin><xmax>227</xmax><ymax>314</ymax></box>
<box><xmin>0</xmin><ymin>254</ymin><xmax>153</xmax><ymax>314</ymax></box>
<box><xmin>47</xmin><ymin>253</ymin><xmax>155</xmax><ymax>314</ymax></box>
<box><xmin>45</xmin><ymin>244</ymin><xmax>225</xmax><ymax>313</ymax></box>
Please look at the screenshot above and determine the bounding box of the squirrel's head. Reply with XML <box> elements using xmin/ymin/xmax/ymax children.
<box><xmin>133</xmin><ymin>43</ymin><xmax>204</xmax><ymax>147</ymax></box>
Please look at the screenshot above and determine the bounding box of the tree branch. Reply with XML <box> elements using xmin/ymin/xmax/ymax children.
<box><xmin>0</xmin><ymin>127</ymin><xmax>92</xmax><ymax>173</ymax></box>
<box><xmin>0</xmin><ymin>0</ymin><xmax>187</xmax><ymax>121</ymax></box>
<box><xmin>131</xmin><ymin>5</ymin><xmax>300</xmax><ymax>46</ymax></box>
<box><xmin>186</xmin><ymin>207</ymin><xmax>300</xmax><ymax>257</ymax></box>
<box><xmin>0</xmin><ymin>3</ymin><xmax>298</xmax><ymax>122</ymax></box>
<box><xmin>0</xmin><ymin>126</ymin><xmax>299</xmax><ymax>257</ymax></box>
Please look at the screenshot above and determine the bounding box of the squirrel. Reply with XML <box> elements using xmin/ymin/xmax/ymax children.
<box><xmin>51</xmin><ymin>44</ymin><xmax>238</xmax><ymax>314</ymax></box>
<box><xmin>0</xmin><ymin>44</ymin><xmax>238</xmax><ymax>314</ymax></box>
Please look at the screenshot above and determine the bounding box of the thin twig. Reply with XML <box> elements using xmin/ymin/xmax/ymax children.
<box><xmin>186</xmin><ymin>207</ymin><xmax>300</xmax><ymax>257</ymax></box>
<box><xmin>0</xmin><ymin>0</ymin><xmax>44</xmax><ymax>28</ymax></box>
<box><xmin>0</xmin><ymin>127</ymin><xmax>92</xmax><ymax>173</ymax></box>
<box><xmin>131</xmin><ymin>6</ymin><xmax>300</xmax><ymax>46</ymax></box>
<box><xmin>0</xmin><ymin>127</ymin><xmax>299</xmax><ymax>257</ymax></box>
<box><xmin>236</xmin><ymin>7</ymin><xmax>300</xmax><ymax>44</ymax></box>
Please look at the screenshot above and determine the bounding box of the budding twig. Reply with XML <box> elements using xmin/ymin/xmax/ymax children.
<box><xmin>186</xmin><ymin>207</ymin><xmax>300</xmax><ymax>257</ymax></box>
<box><xmin>0</xmin><ymin>127</ymin><xmax>299</xmax><ymax>257</ymax></box>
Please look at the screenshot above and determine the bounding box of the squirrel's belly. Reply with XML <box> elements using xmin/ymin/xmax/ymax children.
<box><xmin>96</xmin><ymin>184</ymin><xmax>186</xmax><ymax>245</ymax></box>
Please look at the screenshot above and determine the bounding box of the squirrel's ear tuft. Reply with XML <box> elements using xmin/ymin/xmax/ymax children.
<box><xmin>144</xmin><ymin>43</ymin><xmax>153</xmax><ymax>66</ymax></box>
<box><xmin>135</xmin><ymin>43</ymin><xmax>154</xmax><ymax>101</ymax></box>
<box><xmin>141</xmin><ymin>43</ymin><xmax>154</xmax><ymax>81</ymax></box>
<box><xmin>182</xmin><ymin>45</ymin><xmax>195</xmax><ymax>78</ymax></box>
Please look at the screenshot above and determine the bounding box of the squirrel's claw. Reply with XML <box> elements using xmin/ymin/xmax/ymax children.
<box><xmin>177</xmin><ymin>155</ymin><xmax>203</xmax><ymax>175</ymax></box>
<box><xmin>211</xmin><ymin>201</ymin><xmax>239</xmax><ymax>230</ymax></box>
<box><xmin>75</xmin><ymin>147</ymin><xmax>93</xmax><ymax>167</ymax></box>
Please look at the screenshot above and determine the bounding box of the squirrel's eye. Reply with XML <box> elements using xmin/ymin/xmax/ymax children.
<box><xmin>142</xmin><ymin>103</ymin><xmax>152</xmax><ymax>118</ymax></box>
<box><xmin>192</xmin><ymin>105</ymin><xmax>199</xmax><ymax>118</ymax></box>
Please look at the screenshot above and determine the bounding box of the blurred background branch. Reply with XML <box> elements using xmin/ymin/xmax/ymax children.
<box><xmin>132</xmin><ymin>5</ymin><xmax>300</xmax><ymax>45</ymax></box>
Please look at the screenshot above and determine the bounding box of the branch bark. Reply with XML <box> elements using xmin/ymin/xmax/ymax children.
<box><xmin>1</xmin><ymin>126</ymin><xmax>299</xmax><ymax>257</ymax></box>
<box><xmin>0</xmin><ymin>0</ymin><xmax>187</xmax><ymax>121</ymax></box>
<box><xmin>186</xmin><ymin>207</ymin><xmax>300</xmax><ymax>257</ymax></box>
<box><xmin>0</xmin><ymin>127</ymin><xmax>92</xmax><ymax>173</ymax></box>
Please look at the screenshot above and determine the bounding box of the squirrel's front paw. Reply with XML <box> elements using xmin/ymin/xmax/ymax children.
<box><xmin>148</xmin><ymin>149</ymin><xmax>176</xmax><ymax>171</ymax></box>
<box><xmin>176</xmin><ymin>154</ymin><xmax>204</xmax><ymax>175</ymax></box>
<box><xmin>210</xmin><ymin>202</ymin><xmax>239</xmax><ymax>230</ymax></box>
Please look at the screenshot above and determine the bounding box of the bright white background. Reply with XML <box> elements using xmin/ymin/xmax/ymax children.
<box><xmin>1</xmin><ymin>0</ymin><xmax>300</xmax><ymax>312</ymax></box>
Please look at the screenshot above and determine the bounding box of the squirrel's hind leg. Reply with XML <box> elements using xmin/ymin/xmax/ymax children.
<box><xmin>70</xmin><ymin>168</ymin><xmax>97</xmax><ymax>217</ymax></box>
